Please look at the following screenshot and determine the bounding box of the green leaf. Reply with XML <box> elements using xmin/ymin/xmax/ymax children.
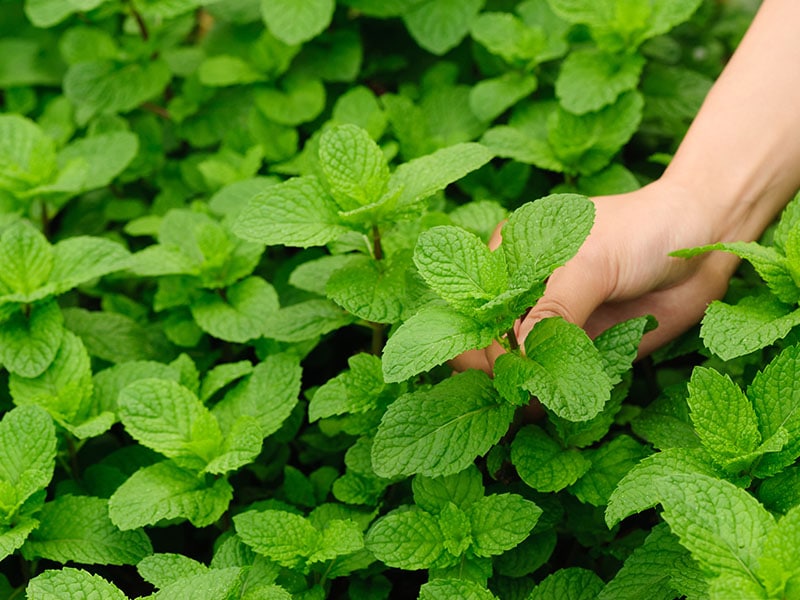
<box><xmin>372</xmin><ymin>370</ymin><xmax>514</xmax><ymax>477</ymax></box>
<box><xmin>570</xmin><ymin>435</ymin><xmax>649</xmax><ymax>506</ymax></box>
<box><xmin>10</xmin><ymin>330</ymin><xmax>98</xmax><ymax>433</ymax></box>
<box><xmin>198</xmin><ymin>55</ymin><xmax>265</xmax><ymax>87</ymax></box>
<box><xmin>0</xmin><ymin>114</ymin><xmax>57</xmax><ymax>194</ymax></box>
<box><xmin>749</xmin><ymin>345</ymin><xmax>800</xmax><ymax>475</ymax></box>
<box><xmin>200</xmin><ymin>361</ymin><xmax>253</xmax><ymax>403</ymax></box>
<box><xmin>530</xmin><ymin>568</ymin><xmax>605</xmax><ymax>600</ymax></box>
<box><xmin>365</xmin><ymin>507</ymin><xmax>445</xmax><ymax>569</ymax></box>
<box><xmin>117</xmin><ymin>379</ymin><xmax>223</xmax><ymax>471</ymax></box>
<box><xmin>606</xmin><ymin>448</ymin><xmax>719</xmax><ymax>528</ymax></box>
<box><xmin>594</xmin><ymin>315</ymin><xmax>654</xmax><ymax>385</ymax></box>
<box><xmin>656</xmin><ymin>472</ymin><xmax>774</xmax><ymax>579</ymax></box>
<box><xmin>0</xmin><ymin>517</ymin><xmax>39</xmax><ymax>563</ymax></box>
<box><xmin>0</xmin><ymin>405</ymin><xmax>56</xmax><ymax>515</ymax></box>
<box><xmin>598</xmin><ymin>524</ymin><xmax>703</xmax><ymax>600</ymax></box>
<box><xmin>758</xmin><ymin>505</ymin><xmax>800</xmax><ymax>594</ymax></box>
<box><xmin>48</xmin><ymin>235</ymin><xmax>131</xmax><ymax>295</ymax></box>
<box><xmin>212</xmin><ymin>353</ymin><xmax>302</xmax><ymax>438</ymax></box>
<box><xmin>438</xmin><ymin>502</ymin><xmax>472</xmax><ymax>556</ymax></box>
<box><xmin>418</xmin><ymin>579</ymin><xmax>497</xmax><ymax>600</ymax></box>
<box><xmin>109</xmin><ymin>461</ymin><xmax>233</xmax><ymax>530</ymax></box>
<box><xmin>234</xmin><ymin>509</ymin><xmax>319</xmax><ymax>569</ymax></box>
<box><xmin>386</xmin><ymin>143</ymin><xmax>494</xmax><ymax>219</ymax></box>
<box><xmin>700</xmin><ymin>293</ymin><xmax>800</xmax><ymax>360</ymax></box>
<box><xmin>261</xmin><ymin>299</ymin><xmax>356</xmax><ymax>342</ymax></box>
<box><xmin>64</xmin><ymin>59</ymin><xmax>172</xmax><ymax>124</ymax></box>
<box><xmin>326</xmin><ymin>254</ymin><xmax>408</xmax><ymax>323</ymax></box>
<box><xmin>260</xmin><ymin>0</ymin><xmax>335</xmax><ymax>45</ymax></box>
<box><xmin>382</xmin><ymin>305</ymin><xmax>495</xmax><ymax>383</ymax></box>
<box><xmin>556</xmin><ymin>49</ymin><xmax>644</xmax><ymax>114</ymax></box>
<box><xmin>319</xmin><ymin>124</ymin><xmax>390</xmax><ymax>212</ymax></box>
<box><xmin>138</xmin><ymin>553</ymin><xmax>208</xmax><ymax>589</ymax></box>
<box><xmin>469</xmin><ymin>72</ymin><xmax>538</xmax><ymax>123</ymax></box>
<box><xmin>24</xmin><ymin>0</ymin><xmax>108</xmax><ymax>27</ymax></box>
<box><xmin>148</xmin><ymin>567</ymin><xmax>246</xmax><ymax>600</ymax></box>
<box><xmin>414</xmin><ymin>225</ymin><xmax>507</xmax><ymax>314</ymax></box>
<box><xmin>412</xmin><ymin>465</ymin><xmax>484</xmax><ymax>513</ymax></box>
<box><xmin>0</xmin><ymin>299</ymin><xmax>64</xmax><ymax>378</ymax></box>
<box><xmin>309</xmin><ymin>353</ymin><xmax>388</xmax><ymax>421</ymax></box>
<box><xmin>673</xmin><ymin>241</ymin><xmax>800</xmax><ymax>304</ymax></box>
<box><xmin>402</xmin><ymin>0</ymin><xmax>484</xmax><ymax>55</ymax></box>
<box><xmin>254</xmin><ymin>74</ymin><xmax>326</xmax><ymax>126</ymax></box>
<box><xmin>686</xmin><ymin>367</ymin><xmax>762</xmax><ymax>471</ymax></box>
<box><xmin>496</xmin><ymin>318</ymin><xmax>612</xmax><ymax>421</ymax></box>
<box><xmin>23</xmin><ymin>495</ymin><xmax>152</xmax><ymax>565</ymax></box>
<box><xmin>40</xmin><ymin>131</ymin><xmax>139</xmax><ymax>195</ymax></box>
<box><xmin>469</xmin><ymin>12</ymin><xmax>546</xmax><ymax>63</ymax></box>
<box><xmin>26</xmin><ymin>567</ymin><xmax>127</xmax><ymax>600</ymax></box>
<box><xmin>501</xmin><ymin>194</ymin><xmax>595</xmax><ymax>288</ymax></box>
<box><xmin>203</xmin><ymin>416</ymin><xmax>263</xmax><ymax>475</ymax></box>
<box><xmin>191</xmin><ymin>276</ymin><xmax>279</xmax><ymax>343</ymax></box>
<box><xmin>233</xmin><ymin>176</ymin><xmax>348</xmax><ymax>248</ymax></box>
<box><xmin>510</xmin><ymin>425</ymin><xmax>590</xmax><ymax>492</ymax></box>
<box><xmin>467</xmin><ymin>494</ymin><xmax>541</xmax><ymax>557</ymax></box>
<box><xmin>0</xmin><ymin>220</ymin><xmax>53</xmax><ymax>296</ymax></box>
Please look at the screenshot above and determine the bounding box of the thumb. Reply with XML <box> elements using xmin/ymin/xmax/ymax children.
<box><xmin>517</xmin><ymin>261</ymin><xmax>611</xmax><ymax>344</ymax></box>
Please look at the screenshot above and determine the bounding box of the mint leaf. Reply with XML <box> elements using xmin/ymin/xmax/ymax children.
<box><xmin>365</xmin><ymin>507</ymin><xmax>445</xmax><ymax>569</ymax></box>
<box><xmin>510</xmin><ymin>425</ymin><xmax>590</xmax><ymax>492</ymax></box>
<box><xmin>418</xmin><ymin>579</ymin><xmax>497</xmax><ymax>600</ymax></box>
<box><xmin>437</xmin><ymin>502</ymin><xmax>472</xmax><ymax>557</ymax></box>
<box><xmin>138</xmin><ymin>553</ymin><xmax>208</xmax><ymax>589</ymax></box>
<box><xmin>469</xmin><ymin>73</ymin><xmax>538</xmax><ymax>123</ymax></box>
<box><xmin>594</xmin><ymin>315</ymin><xmax>654</xmax><ymax>385</ymax></box>
<box><xmin>118</xmin><ymin>379</ymin><xmax>223</xmax><ymax>471</ymax></box>
<box><xmin>49</xmin><ymin>235</ymin><xmax>131</xmax><ymax>294</ymax></box>
<box><xmin>326</xmin><ymin>254</ymin><xmax>409</xmax><ymax>323</ymax></box>
<box><xmin>0</xmin><ymin>405</ymin><xmax>56</xmax><ymax>515</ymax></box>
<box><xmin>309</xmin><ymin>353</ymin><xmax>388</xmax><ymax>421</ymax></box>
<box><xmin>656</xmin><ymin>472</ymin><xmax>774</xmax><ymax>578</ymax></box>
<box><xmin>467</xmin><ymin>494</ymin><xmax>541</xmax><ymax>557</ymax></box>
<box><xmin>759</xmin><ymin>505</ymin><xmax>800</xmax><ymax>594</ymax></box>
<box><xmin>0</xmin><ymin>299</ymin><xmax>64</xmax><ymax>378</ymax></box>
<box><xmin>261</xmin><ymin>0</ymin><xmax>335</xmax><ymax>45</ymax></box>
<box><xmin>501</xmin><ymin>194</ymin><xmax>594</xmax><ymax>288</ymax></box>
<box><xmin>203</xmin><ymin>416</ymin><xmax>263</xmax><ymax>475</ymax></box>
<box><xmin>212</xmin><ymin>353</ymin><xmax>302</xmax><ymax>438</ymax></box>
<box><xmin>687</xmin><ymin>367</ymin><xmax>762</xmax><ymax>470</ymax></box>
<box><xmin>386</xmin><ymin>142</ymin><xmax>494</xmax><ymax>218</ymax></box>
<box><xmin>673</xmin><ymin>241</ymin><xmax>800</xmax><ymax>304</ymax></box>
<box><xmin>700</xmin><ymin>293</ymin><xmax>800</xmax><ymax>360</ymax></box>
<box><xmin>64</xmin><ymin>59</ymin><xmax>171</xmax><ymax>124</ymax></box>
<box><xmin>0</xmin><ymin>220</ymin><xmax>52</xmax><ymax>295</ymax></box>
<box><xmin>190</xmin><ymin>276</ymin><xmax>279</xmax><ymax>343</ymax></box>
<box><xmin>412</xmin><ymin>465</ymin><xmax>484</xmax><ymax>513</ymax></box>
<box><xmin>0</xmin><ymin>114</ymin><xmax>56</xmax><ymax>194</ymax></box>
<box><xmin>556</xmin><ymin>49</ymin><xmax>645</xmax><ymax>114</ymax></box>
<box><xmin>26</xmin><ymin>567</ymin><xmax>127</xmax><ymax>600</ymax></box>
<box><xmin>372</xmin><ymin>370</ymin><xmax>514</xmax><ymax>477</ymax></box>
<box><xmin>233</xmin><ymin>176</ymin><xmax>348</xmax><ymax>248</ymax></box>
<box><xmin>319</xmin><ymin>124</ymin><xmax>390</xmax><ymax>211</ymax></box>
<box><xmin>496</xmin><ymin>318</ymin><xmax>612</xmax><ymax>421</ymax></box>
<box><xmin>261</xmin><ymin>299</ymin><xmax>356</xmax><ymax>342</ymax></box>
<box><xmin>469</xmin><ymin>12</ymin><xmax>546</xmax><ymax>63</ymax></box>
<box><xmin>109</xmin><ymin>461</ymin><xmax>233</xmax><ymax>530</ymax></box>
<box><xmin>529</xmin><ymin>568</ymin><xmax>605</xmax><ymax>600</ymax></box>
<box><xmin>23</xmin><ymin>495</ymin><xmax>152</xmax><ymax>565</ymax></box>
<box><xmin>234</xmin><ymin>509</ymin><xmax>319</xmax><ymax>569</ymax></box>
<box><xmin>402</xmin><ymin>0</ymin><xmax>485</xmax><ymax>55</ymax></box>
<box><xmin>146</xmin><ymin>568</ymin><xmax>245</xmax><ymax>600</ymax></box>
<box><xmin>10</xmin><ymin>331</ymin><xmax>101</xmax><ymax>436</ymax></box>
<box><xmin>0</xmin><ymin>517</ymin><xmax>39</xmax><ymax>563</ymax></box>
<box><xmin>199</xmin><ymin>361</ymin><xmax>253</xmax><ymax>403</ymax></box>
<box><xmin>570</xmin><ymin>435</ymin><xmax>649</xmax><ymax>506</ymax></box>
<box><xmin>749</xmin><ymin>344</ymin><xmax>800</xmax><ymax>475</ymax></box>
<box><xmin>414</xmin><ymin>225</ymin><xmax>507</xmax><ymax>314</ymax></box>
<box><xmin>382</xmin><ymin>306</ymin><xmax>495</xmax><ymax>382</ymax></box>
<box><xmin>599</xmin><ymin>524</ymin><xmax>703</xmax><ymax>600</ymax></box>
<box><xmin>606</xmin><ymin>448</ymin><xmax>719</xmax><ymax>527</ymax></box>
<box><xmin>42</xmin><ymin>131</ymin><xmax>138</xmax><ymax>195</ymax></box>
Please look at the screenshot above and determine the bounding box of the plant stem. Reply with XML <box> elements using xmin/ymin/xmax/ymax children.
<box><xmin>65</xmin><ymin>435</ymin><xmax>80</xmax><ymax>479</ymax></box>
<box><xmin>506</xmin><ymin>327</ymin><xmax>519</xmax><ymax>351</ymax></box>
<box><xmin>371</xmin><ymin>224</ymin><xmax>383</xmax><ymax>260</ymax></box>
<box><xmin>129</xmin><ymin>3</ymin><xmax>149</xmax><ymax>40</ymax></box>
<box><xmin>370</xmin><ymin>322</ymin><xmax>385</xmax><ymax>356</ymax></box>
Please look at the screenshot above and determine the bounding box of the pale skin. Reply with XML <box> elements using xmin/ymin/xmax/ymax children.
<box><xmin>453</xmin><ymin>0</ymin><xmax>800</xmax><ymax>374</ymax></box>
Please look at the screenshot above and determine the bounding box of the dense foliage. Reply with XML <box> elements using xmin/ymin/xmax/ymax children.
<box><xmin>3</xmin><ymin>0</ymin><xmax>797</xmax><ymax>598</ymax></box>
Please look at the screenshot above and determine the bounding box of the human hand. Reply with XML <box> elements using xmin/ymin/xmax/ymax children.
<box><xmin>450</xmin><ymin>177</ymin><xmax>742</xmax><ymax>374</ymax></box>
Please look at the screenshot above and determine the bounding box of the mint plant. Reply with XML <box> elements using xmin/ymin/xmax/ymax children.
<box><xmin>0</xmin><ymin>0</ymin><xmax>785</xmax><ymax>598</ymax></box>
